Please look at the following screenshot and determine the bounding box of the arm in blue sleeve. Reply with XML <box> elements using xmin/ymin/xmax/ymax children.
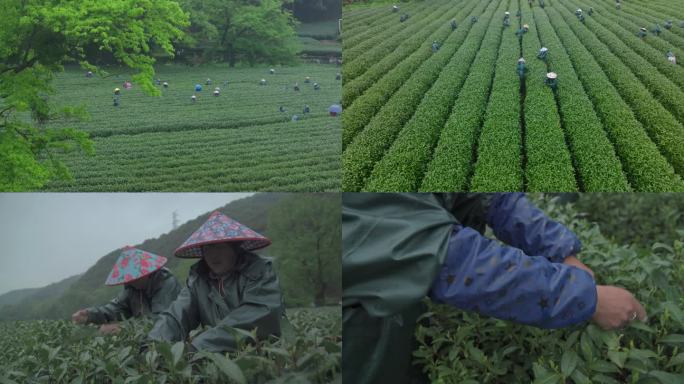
<box><xmin>486</xmin><ymin>193</ymin><xmax>581</xmax><ymax>263</ymax></box>
<box><xmin>430</xmin><ymin>225</ymin><xmax>597</xmax><ymax>329</ymax></box>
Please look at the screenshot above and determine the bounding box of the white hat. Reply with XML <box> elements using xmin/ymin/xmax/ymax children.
<box><xmin>547</xmin><ymin>72</ymin><xmax>558</xmax><ymax>79</ymax></box>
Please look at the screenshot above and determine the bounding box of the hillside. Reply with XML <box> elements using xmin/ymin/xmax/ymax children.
<box><xmin>0</xmin><ymin>192</ymin><xmax>340</xmax><ymax>320</ymax></box>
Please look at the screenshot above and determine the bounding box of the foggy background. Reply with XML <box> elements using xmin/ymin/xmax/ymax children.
<box><xmin>0</xmin><ymin>193</ymin><xmax>253</xmax><ymax>295</ymax></box>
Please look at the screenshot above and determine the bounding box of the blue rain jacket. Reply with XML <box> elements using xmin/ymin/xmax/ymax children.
<box><xmin>431</xmin><ymin>193</ymin><xmax>595</xmax><ymax>329</ymax></box>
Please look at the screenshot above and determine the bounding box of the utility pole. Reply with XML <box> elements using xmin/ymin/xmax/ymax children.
<box><xmin>172</xmin><ymin>210</ymin><xmax>179</xmax><ymax>230</ymax></box>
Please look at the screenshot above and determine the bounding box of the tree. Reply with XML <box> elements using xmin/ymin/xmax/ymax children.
<box><xmin>290</xmin><ymin>0</ymin><xmax>341</xmax><ymax>22</ymax></box>
<box><xmin>178</xmin><ymin>0</ymin><xmax>300</xmax><ymax>66</ymax></box>
<box><xmin>0</xmin><ymin>0</ymin><xmax>189</xmax><ymax>190</ymax></box>
<box><xmin>267</xmin><ymin>194</ymin><xmax>341</xmax><ymax>307</ymax></box>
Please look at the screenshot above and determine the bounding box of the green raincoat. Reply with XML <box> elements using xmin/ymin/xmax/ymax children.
<box><xmin>148</xmin><ymin>252</ymin><xmax>283</xmax><ymax>353</ymax></box>
<box><xmin>86</xmin><ymin>268</ymin><xmax>181</xmax><ymax>324</ymax></box>
<box><xmin>343</xmin><ymin>193</ymin><xmax>483</xmax><ymax>384</ymax></box>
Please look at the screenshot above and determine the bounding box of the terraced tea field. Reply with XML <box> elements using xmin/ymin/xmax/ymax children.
<box><xmin>341</xmin><ymin>0</ymin><xmax>684</xmax><ymax>192</ymax></box>
<box><xmin>42</xmin><ymin>64</ymin><xmax>341</xmax><ymax>191</ymax></box>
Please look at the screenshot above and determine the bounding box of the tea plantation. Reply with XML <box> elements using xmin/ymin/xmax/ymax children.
<box><xmin>41</xmin><ymin>64</ymin><xmax>341</xmax><ymax>192</ymax></box>
<box><xmin>342</xmin><ymin>0</ymin><xmax>684</xmax><ymax>192</ymax></box>
<box><xmin>0</xmin><ymin>306</ymin><xmax>341</xmax><ymax>384</ymax></box>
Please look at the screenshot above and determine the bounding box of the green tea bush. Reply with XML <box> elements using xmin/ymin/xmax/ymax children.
<box><xmin>0</xmin><ymin>307</ymin><xmax>341</xmax><ymax>384</ymax></box>
<box><xmin>413</xmin><ymin>197</ymin><xmax>684</xmax><ymax>384</ymax></box>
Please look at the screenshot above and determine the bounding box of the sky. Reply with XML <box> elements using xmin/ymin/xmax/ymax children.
<box><xmin>0</xmin><ymin>193</ymin><xmax>253</xmax><ymax>296</ymax></box>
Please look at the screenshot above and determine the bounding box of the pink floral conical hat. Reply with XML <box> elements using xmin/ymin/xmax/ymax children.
<box><xmin>105</xmin><ymin>246</ymin><xmax>168</xmax><ymax>286</ymax></box>
<box><xmin>174</xmin><ymin>211</ymin><xmax>271</xmax><ymax>258</ymax></box>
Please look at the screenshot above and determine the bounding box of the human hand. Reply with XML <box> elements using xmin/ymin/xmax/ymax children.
<box><xmin>563</xmin><ymin>255</ymin><xmax>594</xmax><ymax>278</ymax></box>
<box><xmin>592</xmin><ymin>285</ymin><xmax>647</xmax><ymax>330</ymax></box>
<box><xmin>99</xmin><ymin>323</ymin><xmax>122</xmax><ymax>335</ymax></box>
<box><xmin>71</xmin><ymin>309</ymin><xmax>89</xmax><ymax>324</ymax></box>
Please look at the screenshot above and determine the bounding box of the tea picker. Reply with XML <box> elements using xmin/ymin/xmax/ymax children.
<box><xmin>336</xmin><ymin>72</ymin><xmax>341</xmax><ymax>81</ymax></box>
<box><xmin>652</xmin><ymin>24</ymin><xmax>662</xmax><ymax>36</ymax></box>
<box><xmin>191</xmin><ymin>95</ymin><xmax>197</xmax><ymax>103</ymax></box>
<box><xmin>86</xmin><ymin>71</ymin><xmax>93</xmax><ymax>78</ymax></box>
<box><xmin>504</xmin><ymin>17</ymin><xmax>510</xmax><ymax>27</ymax></box>
<box><xmin>523</xmin><ymin>24</ymin><xmax>529</xmax><ymax>32</ymax></box>
<box><xmin>163</xmin><ymin>81</ymin><xmax>169</xmax><ymax>89</ymax></box>
<box><xmin>537</xmin><ymin>47</ymin><xmax>548</xmax><ymax>62</ymax></box>
<box><xmin>303</xmin><ymin>105</ymin><xmax>310</xmax><ymax>114</ymax></box>
<box><xmin>313</xmin><ymin>82</ymin><xmax>320</xmax><ymax>91</ymax></box>
<box><xmin>517</xmin><ymin>58</ymin><xmax>527</xmax><ymax>79</ymax></box>
<box><xmin>328</xmin><ymin>104</ymin><xmax>342</xmax><ymax>116</ymax></box>
<box><xmin>146</xmin><ymin>213</ymin><xmax>283</xmax><ymax>354</ymax></box>
<box><xmin>638</xmin><ymin>27</ymin><xmax>647</xmax><ymax>38</ymax></box>
<box><xmin>516</xmin><ymin>27</ymin><xmax>526</xmax><ymax>42</ymax></box>
<box><xmin>588</xmin><ymin>7</ymin><xmax>593</xmax><ymax>16</ymax></box>
<box><xmin>155</xmin><ymin>78</ymin><xmax>161</xmax><ymax>86</ymax></box>
<box><xmin>579</xmin><ymin>13</ymin><xmax>585</xmax><ymax>24</ymax></box>
<box><xmin>123</xmin><ymin>80</ymin><xmax>132</xmax><ymax>89</ymax></box>
<box><xmin>575</xmin><ymin>8</ymin><xmax>583</xmax><ymax>17</ymax></box>
<box><xmin>341</xmin><ymin>193</ymin><xmax>648</xmax><ymax>384</ymax></box>
<box><xmin>304</xmin><ymin>76</ymin><xmax>311</xmax><ymax>84</ymax></box>
<box><xmin>294</xmin><ymin>82</ymin><xmax>300</xmax><ymax>91</ymax></box>
<box><xmin>291</xmin><ymin>114</ymin><xmax>300</xmax><ymax>122</ymax></box>
<box><xmin>431</xmin><ymin>41</ymin><xmax>440</xmax><ymax>52</ymax></box>
<box><xmin>71</xmin><ymin>247</ymin><xmax>181</xmax><ymax>335</ymax></box>
<box><xmin>213</xmin><ymin>87</ymin><xmax>220</xmax><ymax>97</ymax></box>
<box><xmin>516</xmin><ymin>10</ymin><xmax>521</xmax><ymax>17</ymax></box>
<box><xmin>616</xmin><ymin>1</ymin><xmax>621</xmax><ymax>10</ymax></box>
<box><xmin>206</xmin><ymin>78</ymin><xmax>212</xmax><ymax>86</ymax></box>
<box><xmin>538</xmin><ymin>0</ymin><xmax>545</xmax><ymax>8</ymax></box>
<box><xmin>667</xmin><ymin>50</ymin><xmax>677</xmax><ymax>65</ymax></box>
<box><xmin>400</xmin><ymin>14</ymin><xmax>409</xmax><ymax>22</ymax></box>
<box><xmin>195</xmin><ymin>84</ymin><xmax>202</xmax><ymax>92</ymax></box>
<box><xmin>450</xmin><ymin>19</ymin><xmax>457</xmax><ymax>31</ymax></box>
<box><xmin>528</xmin><ymin>0</ymin><xmax>533</xmax><ymax>7</ymax></box>
<box><xmin>279</xmin><ymin>105</ymin><xmax>286</xmax><ymax>113</ymax></box>
<box><xmin>664</xmin><ymin>20</ymin><xmax>672</xmax><ymax>30</ymax></box>
<box><xmin>504</xmin><ymin>11</ymin><xmax>510</xmax><ymax>22</ymax></box>
<box><xmin>270</xmin><ymin>68</ymin><xmax>275</xmax><ymax>75</ymax></box>
<box><xmin>544</xmin><ymin>72</ymin><xmax>558</xmax><ymax>90</ymax></box>
<box><xmin>113</xmin><ymin>88</ymin><xmax>121</xmax><ymax>108</ymax></box>
<box><xmin>260</xmin><ymin>78</ymin><xmax>266</xmax><ymax>86</ymax></box>
<box><xmin>392</xmin><ymin>5</ymin><xmax>399</xmax><ymax>13</ymax></box>
<box><xmin>471</xmin><ymin>16</ymin><xmax>478</xmax><ymax>24</ymax></box>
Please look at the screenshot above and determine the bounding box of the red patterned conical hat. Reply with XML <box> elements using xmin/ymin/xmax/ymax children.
<box><xmin>174</xmin><ymin>211</ymin><xmax>271</xmax><ymax>258</ymax></box>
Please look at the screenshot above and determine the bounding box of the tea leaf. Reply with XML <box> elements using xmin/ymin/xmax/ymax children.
<box><xmin>648</xmin><ymin>370</ymin><xmax>684</xmax><ymax>384</ymax></box>
<box><xmin>561</xmin><ymin>350</ymin><xmax>579</xmax><ymax>377</ymax></box>
<box><xmin>659</xmin><ymin>334</ymin><xmax>684</xmax><ymax>347</ymax></box>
